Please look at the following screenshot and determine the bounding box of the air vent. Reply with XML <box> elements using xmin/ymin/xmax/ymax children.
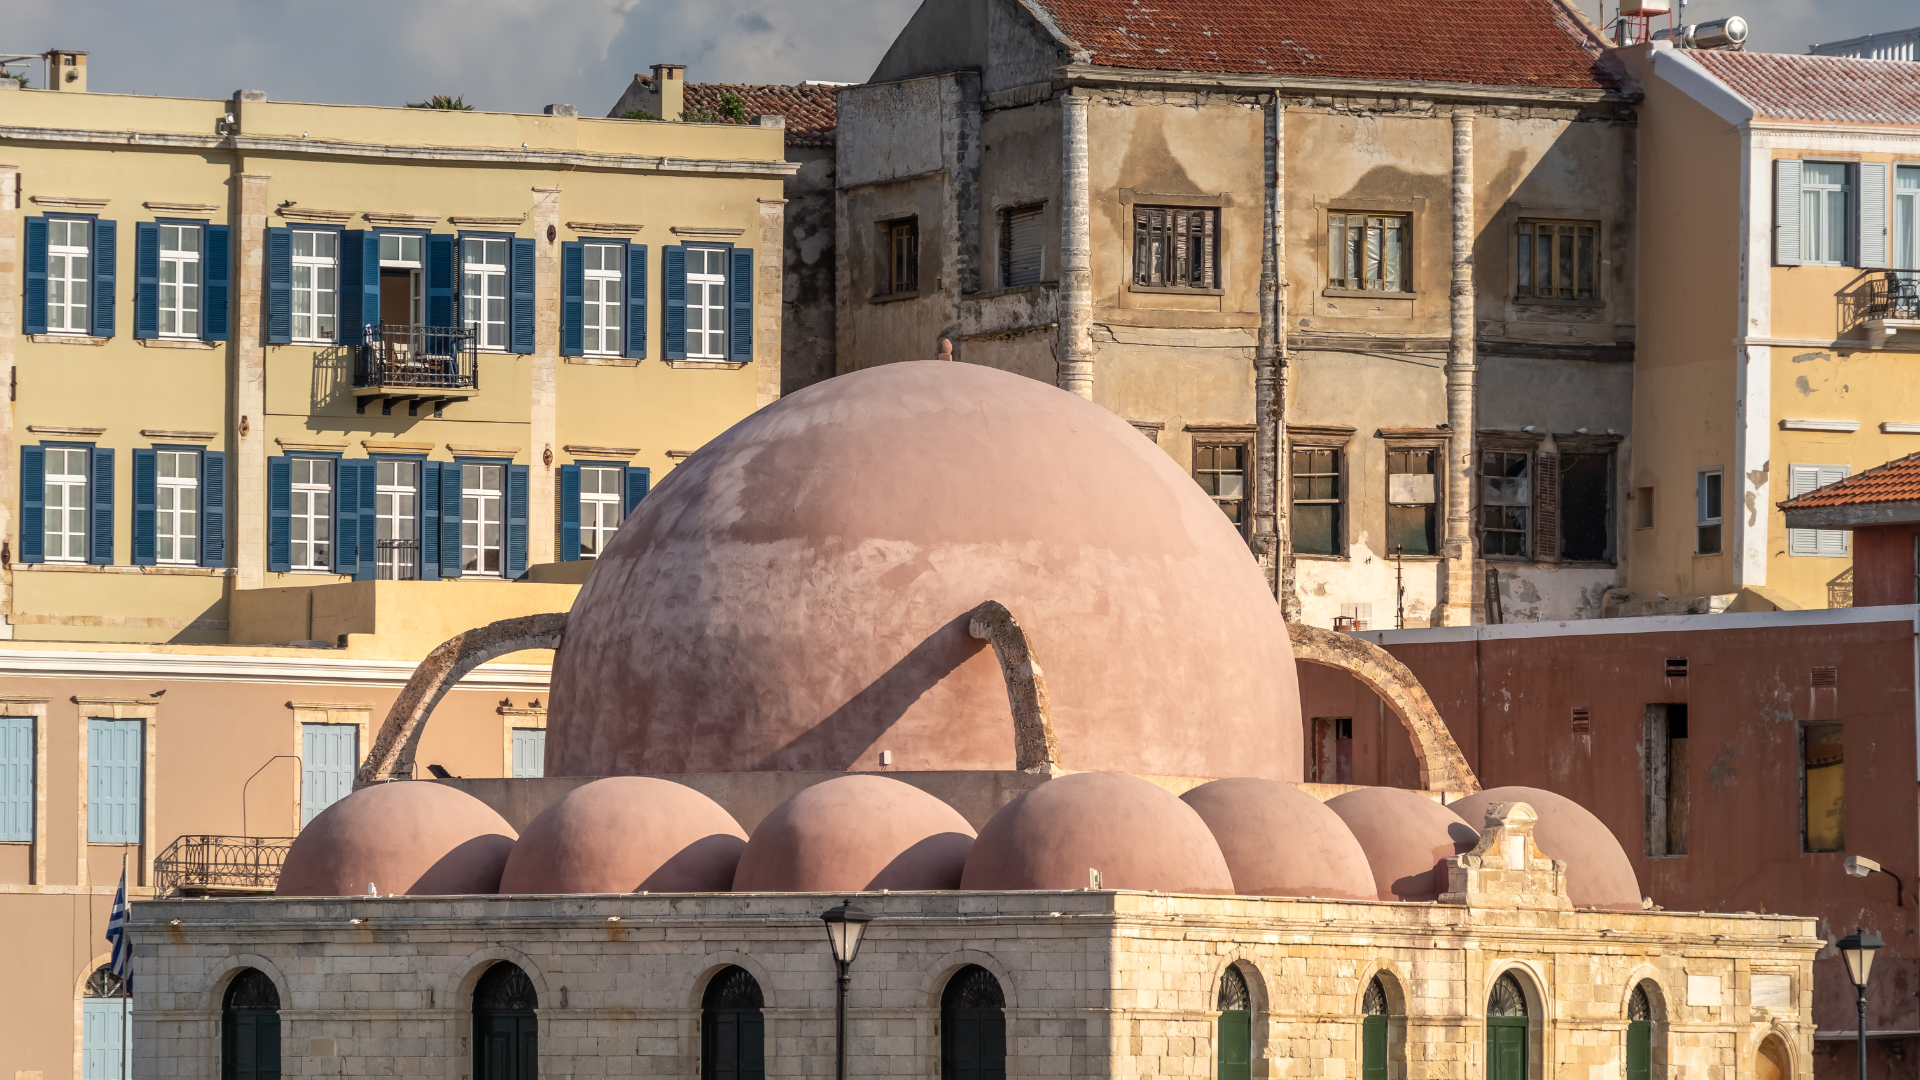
<box><xmin>1811</xmin><ymin>666</ymin><xmax>1837</xmax><ymax>688</ymax></box>
<box><xmin>1572</xmin><ymin>708</ymin><xmax>1592</xmax><ymax>734</ymax></box>
<box><xmin>1665</xmin><ymin>657</ymin><xmax>1689</xmax><ymax>677</ymax></box>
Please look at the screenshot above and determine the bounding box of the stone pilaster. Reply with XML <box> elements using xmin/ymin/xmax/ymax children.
<box><xmin>528</xmin><ymin>187</ymin><xmax>561</xmax><ymax>567</ymax></box>
<box><xmin>233</xmin><ymin>173</ymin><xmax>272</xmax><ymax>591</ymax></box>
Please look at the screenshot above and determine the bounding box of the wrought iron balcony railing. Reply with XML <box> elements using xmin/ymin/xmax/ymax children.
<box><xmin>1844</xmin><ymin>271</ymin><xmax>1920</xmax><ymax>346</ymax></box>
<box><xmin>153</xmin><ymin>834</ymin><xmax>294</xmax><ymax>897</ymax></box>
<box><xmin>353</xmin><ymin>323</ymin><xmax>479</xmax><ymax>414</ymax></box>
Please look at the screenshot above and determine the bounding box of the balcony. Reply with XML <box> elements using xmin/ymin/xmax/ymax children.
<box><xmin>154</xmin><ymin>835</ymin><xmax>294</xmax><ymax>897</ymax></box>
<box><xmin>1844</xmin><ymin>271</ymin><xmax>1920</xmax><ymax>349</ymax></box>
<box><xmin>354</xmin><ymin>324</ymin><xmax>479</xmax><ymax>415</ymax></box>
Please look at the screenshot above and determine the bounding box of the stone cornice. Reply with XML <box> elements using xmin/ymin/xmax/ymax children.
<box><xmin>1054</xmin><ymin>63</ymin><xmax>1636</xmax><ymax>107</ymax></box>
<box><xmin>0</xmin><ymin>648</ymin><xmax>550</xmax><ymax>690</ymax></box>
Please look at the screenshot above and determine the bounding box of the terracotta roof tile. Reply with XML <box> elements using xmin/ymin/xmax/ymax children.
<box><xmin>681</xmin><ymin>83</ymin><xmax>839</xmax><ymax>146</ymax></box>
<box><xmin>1028</xmin><ymin>0</ymin><xmax>1622</xmax><ymax>90</ymax></box>
<box><xmin>1777</xmin><ymin>453</ymin><xmax>1920</xmax><ymax>510</ymax></box>
<box><xmin>1692</xmin><ymin>51</ymin><xmax>1920</xmax><ymax>128</ymax></box>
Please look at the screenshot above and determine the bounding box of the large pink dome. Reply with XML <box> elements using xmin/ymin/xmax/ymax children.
<box><xmin>731</xmin><ymin>775</ymin><xmax>976</xmax><ymax>892</ymax></box>
<box><xmin>961</xmin><ymin>772</ymin><xmax>1234</xmax><ymax>893</ymax></box>
<box><xmin>546</xmin><ymin>362</ymin><xmax>1299</xmax><ymax>779</ymax></box>
<box><xmin>498</xmin><ymin>777</ymin><xmax>747</xmax><ymax>894</ymax></box>
<box><xmin>1324</xmin><ymin>787</ymin><xmax>1478</xmax><ymax>903</ymax></box>
<box><xmin>278</xmin><ymin>781</ymin><xmax>517</xmax><ymax>897</ymax></box>
<box><xmin>1449</xmin><ymin>786</ymin><xmax>1642</xmax><ymax>910</ymax></box>
<box><xmin>1181</xmin><ymin>779</ymin><xmax>1376</xmax><ymax>900</ymax></box>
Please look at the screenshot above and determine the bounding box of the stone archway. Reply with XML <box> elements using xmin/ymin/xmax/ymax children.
<box><xmin>1287</xmin><ymin>622</ymin><xmax>1479</xmax><ymax>792</ymax></box>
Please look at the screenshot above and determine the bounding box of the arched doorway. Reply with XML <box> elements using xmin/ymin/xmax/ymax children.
<box><xmin>701</xmin><ymin>966</ymin><xmax>765</xmax><ymax>1080</ymax></box>
<box><xmin>1626</xmin><ymin>983</ymin><xmax>1654</xmax><ymax>1080</ymax></box>
<box><xmin>1755</xmin><ymin>1033</ymin><xmax>1792</xmax><ymax>1080</ymax></box>
<box><xmin>1362</xmin><ymin>975</ymin><xmax>1389</xmax><ymax>1080</ymax></box>
<box><xmin>1218</xmin><ymin>965</ymin><xmax>1252</xmax><ymax>1080</ymax></box>
<box><xmin>1487</xmin><ymin>973</ymin><xmax>1529</xmax><ymax>1080</ymax></box>
<box><xmin>221</xmin><ymin>969</ymin><xmax>281</xmax><ymax>1080</ymax></box>
<box><xmin>941</xmin><ymin>964</ymin><xmax>1006</xmax><ymax>1080</ymax></box>
<box><xmin>81</xmin><ymin>966</ymin><xmax>131</xmax><ymax>1080</ymax></box>
<box><xmin>473</xmin><ymin>962</ymin><xmax>538</xmax><ymax>1080</ymax></box>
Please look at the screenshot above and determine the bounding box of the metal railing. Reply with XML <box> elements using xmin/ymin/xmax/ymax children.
<box><xmin>153</xmin><ymin>835</ymin><xmax>295</xmax><ymax>897</ymax></box>
<box><xmin>1844</xmin><ymin>270</ymin><xmax>1920</xmax><ymax>328</ymax></box>
<box><xmin>353</xmin><ymin>323</ymin><xmax>479</xmax><ymax>392</ymax></box>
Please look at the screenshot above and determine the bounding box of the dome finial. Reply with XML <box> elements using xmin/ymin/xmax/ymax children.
<box><xmin>937</xmin><ymin>337</ymin><xmax>953</xmax><ymax>360</ymax></box>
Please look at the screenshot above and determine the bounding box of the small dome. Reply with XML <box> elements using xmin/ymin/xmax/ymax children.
<box><xmin>1449</xmin><ymin>786</ymin><xmax>1642</xmax><ymax>910</ymax></box>
<box><xmin>731</xmin><ymin>775</ymin><xmax>976</xmax><ymax>892</ymax></box>
<box><xmin>1181</xmin><ymin>778</ymin><xmax>1376</xmax><ymax>899</ymax></box>
<box><xmin>498</xmin><ymin>777</ymin><xmax>748</xmax><ymax>894</ymax></box>
<box><xmin>1324</xmin><ymin>787</ymin><xmax>1478</xmax><ymax>902</ymax></box>
<box><xmin>278</xmin><ymin>781</ymin><xmax>517</xmax><ymax>897</ymax></box>
<box><xmin>961</xmin><ymin>772</ymin><xmax>1234</xmax><ymax>893</ymax></box>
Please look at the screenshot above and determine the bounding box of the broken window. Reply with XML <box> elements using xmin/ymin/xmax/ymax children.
<box><xmin>1801</xmin><ymin>721</ymin><xmax>1845</xmax><ymax>852</ymax></box>
<box><xmin>1645</xmin><ymin>704</ymin><xmax>1689</xmax><ymax>857</ymax></box>
<box><xmin>879</xmin><ymin>218</ymin><xmax>918</xmax><ymax>296</ymax></box>
<box><xmin>1000</xmin><ymin>204</ymin><xmax>1044</xmax><ymax>287</ymax></box>
<box><xmin>1558</xmin><ymin>452</ymin><xmax>1613</xmax><ymax>562</ymax></box>
<box><xmin>1291</xmin><ymin>448</ymin><xmax>1343</xmax><ymax>556</ymax></box>
<box><xmin>1133</xmin><ymin>206</ymin><xmax>1218</xmax><ymax>290</ymax></box>
<box><xmin>1787</xmin><ymin>464</ymin><xmax>1850</xmax><ymax>557</ymax></box>
<box><xmin>1194</xmin><ymin>442</ymin><xmax>1249</xmax><ymax>534</ymax></box>
<box><xmin>1330</xmin><ymin>213</ymin><xmax>1408</xmax><ymax>292</ymax></box>
<box><xmin>1386</xmin><ymin>447</ymin><xmax>1438</xmax><ymax>557</ymax></box>
<box><xmin>1516</xmin><ymin>219</ymin><xmax>1598</xmax><ymax>300</ymax></box>
<box><xmin>1309</xmin><ymin>717</ymin><xmax>1353</xmax><ymax>784</ymax></box>
<box><xmin>1479</xmin><ymin>451</ymin><xmax>1530</xmax><ymax>557</ymax></box>
<box><xmin>1696</xmin><ymin>468</ymin><xmax>1722</xmax><ymax>555</ymax></box>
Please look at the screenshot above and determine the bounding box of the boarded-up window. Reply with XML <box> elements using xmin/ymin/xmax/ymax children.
<box><xmin>1195</xmin><ymin>443</ymin><xmax>1249</xmax><ymax>534</ymax></box>
<box><xmin>1330</xmin><ymin>213</ymin><xmax>1408</xmax><ymax>292</ymax></box>
<box><xmin>1788</xmin><ymin>464</ymin><xmax>1850</xmax><ymax>557</ymax></box>
<box><xmin>1479</xmin><ymin>451</ymin><xmax>1531</xmax><ymax>558</ymax></box>
<box><xmin>1291</xmin><ymin>448</ymin><xmax>1342</xmax><ymax>555</ymax></box>
<box><xmin>1000</xmin><ymin>205</ymin><xmax>1044</xmax><ymax>287</ymax></box>
<box><xmin>1386</xmin><ymin>448</ymin><xmax>1437</xmax><ymax>557</ymax></box>
<box><xmin>1133</xmin><ymin>207</ymin><xmax>1218</xmax><ymax>289</ymax></box>
<box><xmin>1517</xmin><ymin>219</ymin><xmax>1598</xmax><ymax>300</ymax></box>
<box><xmin>1645</xmin><ymin>704</ymin><xmax>1688</xmax><ymax>856</ymax></box>
<box><xmin>1802</xmin><ymin>721</ymin><xmax>1844</xmax><ymax>852</ymax></box>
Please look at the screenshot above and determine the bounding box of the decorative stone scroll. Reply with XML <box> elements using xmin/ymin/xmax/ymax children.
<box><xmin>1439</xmin><ymin>801</ymin><xmax>1572</xmax><ymax>910</ymax></box>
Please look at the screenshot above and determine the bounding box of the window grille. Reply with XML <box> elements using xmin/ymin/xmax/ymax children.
<box><xmin>1363</xmin><ymin>976</ymin><xmax>1389</xmax><ymax>1017</ymax></box>
<box><xmin>1218</xmin><ymin>966</ymin><xmax>1251</xmax><ymax>1012</ymax></box>
<box><xmin>475</xmin><ymin>962</ymin><xmax>538</xmax><ymax>1013</ymax></box>
<box><xmin>1488</xmin><ymin>973</ymin><xmax>1528</xmax><ymax>1017</ymax></box>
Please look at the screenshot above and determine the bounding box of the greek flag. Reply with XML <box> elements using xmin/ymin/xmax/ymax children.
<box><xmin>106</xmin><ymin>856</ymin><xmax>132</xmax><ymax>987</ymax></box>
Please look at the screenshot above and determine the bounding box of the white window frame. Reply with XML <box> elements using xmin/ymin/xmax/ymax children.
<box><xmin>1695</xmin><ymin>467</ymin><xmax>1723</xmax><ymax>556</ymax></box>
<box><xmin>1788</xmin><ymin>464</ymin><xmax>1851</xmax><ymax>557</ymax></box>
<box><xmin>583</xmin><ymin>243</ymin><xmax>623</xmax><ymax>356</ymax></box>
<box><xmin>379</xmin><ymin>234</ymin><xmax>425</xmax><ymax>326</ymax></box>
<box><xmin>158</xmin><ymin>223</ymin><xmax>202</xmax><ymax>339</ymax></box>
<box><xmin>291</xmin><ymin>229</ymin><xmax>338</xmax><ymax>344</ymax></box>
<box><xmin>685</xmin><ymin>247</ymin><xmax>729</xmax><ymax>360</ymax></box>
<box><xmin>44</xmin><ymin>446</ymin><xmax>89</xmax><ymax>563</ymax></box>
<box><xmin>461</xmin><ymin>463</ymin><xmax>504</xmax><ymax>576</ymax></box>
<box><xmin>461</xmin><ymin>237</ymin><xmax>509</xmax><ymax>351</ymax></box>
<box><xmin>47</xmin><ymin>218</ymin><xmax>91</xmax><ymax>335</ymax></box>
<box><xmin>580</xmin><ymin>465</ymin><xmax>623</xmax><ymax>558</ymax></box>
<box><xmin>289</xmin><ymin>457</ymin><xmax>333</xmax><ymax>572</ymax></box>
<box><xmin>155</xmin><ymin>449</ymin><xmax>199</xmax><ymax>566</ymax></box>
<box><xmin>1896</xmin><ymin>166</ymin><xmax>1920</xmax><ymax>272</ymax></box>
<box><xmin>375</xmin><ymin>459</ymin><xmax>419</xmax><ymax>581</ymax></box>
<box><xmin>1801</xmin><ymin>162</ymin><xmax>1850</xmax><ymax>266</ymax></box>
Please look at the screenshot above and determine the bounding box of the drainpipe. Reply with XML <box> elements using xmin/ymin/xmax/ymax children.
<box><xmin>1056</xmin><ymin>90</ymin><xmax>1094</xmax><ymax>399</ymax></box>
<box><xmin>1441</xmin><ymin>108</ymin><xmax>1478</xmax><ymax>627</ymax></box>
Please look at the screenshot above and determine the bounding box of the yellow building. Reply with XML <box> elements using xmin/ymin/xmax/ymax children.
<box><xmin>1623</xmin><ymin>45</ymin><xmax>1920</xmax><ymax>612</ymax></box>
<box><xmin>0</xmin><ymin>62</ymin><xmax>792</xmax><ymax>1079</ymax></box>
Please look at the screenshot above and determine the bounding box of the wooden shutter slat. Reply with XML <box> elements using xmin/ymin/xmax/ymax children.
<box><xmin>1533</xmin><ymin>452</ymin><xmax>1560</xmax><ymax>562</ymax></box>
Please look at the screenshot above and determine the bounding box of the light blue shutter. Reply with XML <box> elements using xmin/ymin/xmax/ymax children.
<box><xmin>334</xmin><ymin>460</ymin><xmax>358</xmax><ymax>575</ymax></box>
<box><xmin>132</xmin><ymin>449</ymin><xmax>157</xmax><ymax>566</ymax></box>
<box><xmin>506</xmin><ymin>463</ymin><xmax>529</xmax><ymax>578</ymax></box>
<box><xmin>439</xmin><ymin>462</ymin><xmax>463</xmax><ymax>578</ymax></box>
<box><xmin>663</xmin><ymin>245</ymin><xmax>687</xmax><ymax>359</ymax></box>
<box><xmin>560</xmin><ymin>241</ymin><xmax>583</xmax><ymax>357</ymax></box>
<box><xmin>300</xmin><ymin>723</ymin><xmax>358</xmax><ymax>827</ymax></box>
<box><xmin>729</xmin><ymin>247</ymin><xmax>754</xmax><ymax>363</ymax></box>
<box><xmin>89</xmin><ymin>448</ymin><xmax>114</xmax><ymax>566</ymax></box>
<box><xmin>20</xmin><ymin>447</ymin><xmax>45</xmax><ymax>565</ymax></box>
<box><xmin>338</xmin><ymin>231</ymin><xmax>379</xmax><ymax>344</ymax></box>
<box><xmin>511</xmin><ymin>728</ymin><xmax>545</xmax><ymax>778</ymax></box>
<box><xmin>86</xmin><ymin>718</ymin><xmax>143</xmax><ymax>843</ymax></box>
<box><xmin>200</xmin><ymin>451</ymin><xmax>227</xmax><ymax>567</ymax></box>
<box><xmin>624</xmin><ymin>466</ymin><xmax>650</xmax><ymax>518</ymax></box>
<box><xmin>0</xmin><ymin>716</ymin><xmax>34</xmax><ymax>843</ymax></box>
<box><xmin>267</xmin><ymin>456</ymin><xmax>292</xmax><ymax>573</ymax></box>
<box><xmin>1776</xmin><ymin>159</ymin><xmax>1803</xmax><ymax>266</ymax></box>
<box><xmin>203</xmin><ymin>223</ymin><xmax>231</xmax><ymax>340</ymax></box>
<box><xmin>134</xmin><ymin>222</ymin><xmax>160</xmax><ymax>339</ymax></box>
<box><xmin>265</xmin><ymin>227</ymin><xmax>292</xmax><ymax>344</ymax></box>
<box><xmin>1860</xmin><ymin>162</ymin><xmax>1889</xmax><ymax>270</ymax></box>
<box><xmin>625</xmin><ymin>243</ymin><xmax>648</xmax><ymax>359</ymax></box>
<box><xmin>24</xmin><ymin>217</ymin><xmax>48</xmax><ymax>335</ymax></box>
<box><xmin>559</xmin><ymin>464</ymin><xmax>581</xmax><ymax>561</ymax></box>
<box><xmin>419</xmin><ymin>461</ymin><xmax>442</xmax><ymax>580</ymax></box>
<box><xmin>82</xmin><ymin>997</ymin><xmax>128</xmax><ymax>1080</ymax></box>
<box><xmin>92</xmin><ymin>220</ymin><xmax>117</xmax><ymax>338</ymax></box>
<box><xmin>356</xmin><ymin>461</ymin><xmax>376</xmax><ymax>581</ymax></box>
<box><xmin>510</xmin><ymin>236</ymin><xmax>535</xmax><ymax>354</ymax></box>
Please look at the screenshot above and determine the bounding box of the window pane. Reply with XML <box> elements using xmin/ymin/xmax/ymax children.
<box><xmin>1802</xmin><ymin>722</ymin><xmax>1844</xmax><ymax>851</ymax></box>
<box><xmin>1295</xmin><ymin>504</ymin><xmax>1335</xmax><ymax>556</ymax></box>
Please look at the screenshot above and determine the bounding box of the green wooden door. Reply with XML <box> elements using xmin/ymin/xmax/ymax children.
<box><xmin>1626</xmin><ymin>1020</ymin><xmax>1650</xmax><ymax>1080</ymax></box>
<box><xmin>1488</xmin><ymin>1017</ymin><xmax>1528</xmax><ymax>1080</ymax></box>
<box><xmin>1362</xmin><ymin>1014</ymin><xmax>1388</xmax><ymax>1080</ymax></box>
<box><xmin>221</xmin><ymin>1010</ymin><xmax>281</xmax><ymax>1080</ymax></box>
<box><xmin>1218</xmin><ymin>1010</ymin><xmax>1251</xmax><ymax>1080</ymax></box>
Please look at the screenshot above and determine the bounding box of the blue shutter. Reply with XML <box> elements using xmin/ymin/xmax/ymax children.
<box><xmin>134</xmin><ymin>222</ymin><xmax>160</xmax><ymax>339</ymax></box>
<box><xmin>506</xmin><ymin>463</ymin><xmax>529</xmax><ymax>578</ymax></box>
<box><xmin>202</xmin><ymin>223</ymin><xmax>231</xmax><ymax>341</ymax></box>
<box><xmin>333</xmin><ymin>460</ymin><xmax>358</xmax><ymax>575</ymax></box>
<box><xmin>338</xmin><ymin>231</ymin><xmax>379</xmax><ymax>345</ymax></box>
<box><xmin>560</xmin><ymin>241</ymin><xmax>584</xmax><ymax>357</ymax></box>
<box><xmin>88</xmin><ymin>448</ymin><xmax>114</xmax><ymax>566</ymax></box>
<box><xmin>419</xmin><ymin>461</ymin><xmax>442</xmax><ymax>580</ymax></box>
<box><xmin>440</xmin><ymin>462</ymin><xmax>463</xmax><ymax>578</ymax></box>
<box><xmin>356</xmin><ymin>461</ymin><xmax>376</xmax><ymax>581</ymax></box>
<box><xmin>266</xmin><ymin>226</ymin><xmax>292</xmax><ymax>344</ymax></box>
<box><xmin>132</xmin><ymin>449</ymin><xmax>157</xmax><ymax>566</ymax></box>
<box><xmin>511</xmin><ymin>236</ymin><xmax>536</xmax><ymax>354</ymax></box>
<box><xmin>267</xmin><ymin>456</ymin><xmax>292</xmax><ymax>573</ymax></box>
<box><xmin>663</xmin><ymin>245</ymin><xmax>687</xmax><ymax>360</ymax></box>
<box><xmin>92</xmin><ymin>220</ymin><xmax>117</xmax><ymax>338</ymax></box>
<box><xmin>0</xmin><ymin>716</ymin><xmax>34</xmax><ymax>843</ymax></box>
<box><xmin>626</xmin><ymin>243</ymin><xmax>649</xmax><ymax>359</ymax></box>
<box><xmin>624</xmin><ymin>466</ymin><xmax>650</xmax><ymax>518</ymax></box>
<box><xmin>19</xmin><ymin>447</ymin><xmax>45</xmax><ymax>565</ymax></box>
<box><xmin>86</xmin><ymin>718</ymin><xmax>143</xmax><ymax>844</ymax></box>
<box><xmin>23</xmin><ymin>217</ymin><xmax>48</xmax><ymax>335</ymax></box>
<box><xmin>300</xmin><ymin>723</ymin><xmax>359</xmax><ymax>827</ymax></box>
<box><xmin>426</xmin><ymin>234</ymin><xmax>456</xmax><ymax>330</ymax></box>
<box><xmin>559</xmin><ymin>464</ymin><xmax>581</xmax><ymax>561</ymax></box>
<box><xmin>729</xmin><ymin>247</ymin><xmax>754</xmax><ymax>363</ymax></box>
<box><xmin>200</xmin><ymin>451</ymin><xmax>227</xmax><ymax>568</ymax></box>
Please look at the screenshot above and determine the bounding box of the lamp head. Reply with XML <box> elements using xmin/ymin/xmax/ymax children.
<box><xmin>1835</xmin><ymin>927</ymin><xmax>1884</xmax><ymax>990</ymax></box>
<box><xmin>821</xmin><ymin>901</ymin><xmax>875</xmax><ymax>966</ymax></box>
<box><xmin>1844</xmin><ymin>855</ymin><xmax>1881</xmax><ymax>878</ymax></box>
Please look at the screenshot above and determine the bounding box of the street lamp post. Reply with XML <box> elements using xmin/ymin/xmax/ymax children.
<box><xmin>1836</xmin><ymin>927</ymin><xmax>1883</xmax><ymax>1080</ymax></box>
<box><xmin>821</xmin><ymin>900</ymin><xmax>874</xmax><ymax>1080</ymax></box>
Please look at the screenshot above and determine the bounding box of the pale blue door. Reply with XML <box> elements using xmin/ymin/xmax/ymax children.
<box><xmin>82</xmin><ymin>997</ymin><xmax>129</xmax><ymax>1079</ymax></box>
<box><xmin>86</xmin><ymin>720</ymin><xmax>143</xmax><ymax>843</ymax></box>
<box><xmin>511</xmin><ymin>728</ymin><xmax>545</xmax><ymax>778</ymax></box>
<box><xmin>301</xmin><ymin>724</ymin><xmax>358</xmax><ymax>827</ymax></box>
<box><xmin>0</xmin><ymin>716</ymin><xmax>34</xmax><ymax>842</ymax></box>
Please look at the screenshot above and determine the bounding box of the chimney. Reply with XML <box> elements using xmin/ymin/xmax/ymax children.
<box><xmin>45</xmin><ymin>50</ymin><xmax>88</xmax><ymax>92</ymax></box>
<box><xmin>650</xmin><ymin>63</ymin><xmax>685</xmax><ymax>122</ymax></box>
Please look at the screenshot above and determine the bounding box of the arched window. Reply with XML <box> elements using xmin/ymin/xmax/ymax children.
<box><xmin>82</xmin><ymin>966</ymin><xmax>131</xmax><ymax>1080</ymax></box>
<box><xmin>702</xmin><ymin>966</ymin><xmax>765</xmax><ymax>1080</ymax></box>
<box><xmin>474</xmin><ymin>962</ymin><xmax>538</xmax><ymax>1080</ymax></box>
<box><xmin>942</xmin><ymin>965</ymin><xmax>1006</xmax><ymax>1080</ymax></box>
<box><xmin>1362</xmin><ymin>976</ymin><xmax>1389</xmax><ymax>1080</ymax></box>
<box><xmin>1218</xmin><ymin>965</ymin><xmax>1252</xmax><ymax>1080</ymax></box>
<box><xmin>221</xmin><ymin>968</ymin><xmax>281</xmax><ymax>1080</ymax></box>
<box><xmin>1487</xmin><ymin>973</ymin><xmax>1529</xmax><ymax>1080</ymax></box>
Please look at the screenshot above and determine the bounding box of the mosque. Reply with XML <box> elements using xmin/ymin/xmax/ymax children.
<box><xmin>132</xmin><ymin>363</ymin><xmax>1813</xmax><ymax>1080</ymax></box>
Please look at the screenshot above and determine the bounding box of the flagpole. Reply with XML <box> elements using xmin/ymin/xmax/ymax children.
<box><xmin>111</xmin><ymin>854</ymin><xmax>131</xmax><ymax>1080</ymax></box>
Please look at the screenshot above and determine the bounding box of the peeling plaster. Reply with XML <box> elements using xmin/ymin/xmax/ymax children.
<box><xmin>1794</xmin><ymin>375</ymin><xmax>1814</xmax><ymax>397</ymax></box>
<box><xmin>1791</xmin><ymin>351</ymin><xmax>1830</xmax><ymax>364</ymax></box>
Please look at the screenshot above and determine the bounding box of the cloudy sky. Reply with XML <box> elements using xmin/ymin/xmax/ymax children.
<box><xmin>2</xmin><ymin>0</ymin><xmax>1913</xmax><ymax>112</ymax></box>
